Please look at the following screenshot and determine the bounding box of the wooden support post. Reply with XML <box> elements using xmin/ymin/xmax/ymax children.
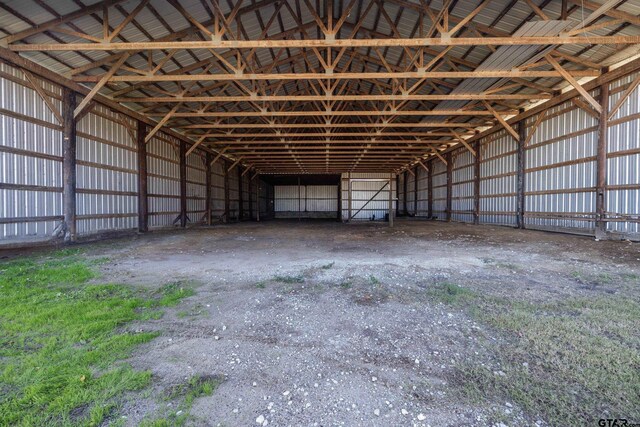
<box><xmin>596</xmin><ymin>82</ymin><xmax>610</xmax><ymax>239</ymax></box>
<box><xmin>388</xmin><ymin>173</ymin><xmax>394</xmax><ymax>227</ymax></box>
<box><xmin>223</xmin><ymin>159</ymin><xmax>230</xmax><ymax>222</ymax></box>
<box><xmin>446</xmin><ymin>151</ymin><xmax>453</xmax><ymax>222</ymax></box>
<box><xmin>473</xmin><ymin>140</ymin><xmax>481</xmax><ymax>225</ymax></box>
<box><xmin>137</xmin><ymin>120</ymin><xmax>148</xmax><ymax>232</ymax></box>
<box><xmin>413</xmin><ymin>166</ymin><xmax>418</xmax><ymax>215</ymax></box>
<box><xmin>427</xmin><ymin>160</ymin><xmax>433</xmax><ymax>219</ymax></box>
<box><xmin>238</xmin><ymin>165</ymin><xmax>244</xmax><ymax>221</ymax></box>
<box><xmin>403</xmin><ymin>170</ymin><xmax>408</xmax><ymax>215</ymax></box>
<box><xmin>516</xmin><ymin>116</ymin><xmax>526</xmax><ymax>229</ymax></box>
<box><xmin>256</xmin><ymin>177</ymin><xmax>260</xmax><ymax>222</ymax></box>
<box><xmin>62</xmin><ymin>87</ymin><xmax>77</xmax><ymax>242</ymax></box>
<box><xmin>347</xmin><ymin>173</ymin><xmax>352</xmax><ymax>222</ymax></box>
<box><xmin>337</xmin><ymin>176</ymin><xmax>342</xmax><ymax>221</ymax></box>
<box><xmin>179</xmin><ymin>141</ymin><xmax>187</xmax><ymax>227</ymax></box>
<box><xmin>395</xmin><ymin>174</ymin><xmax>400</xmax><ymax>217</ymax></box>
<box><xmin>248</xmin><ymin>171</ymin><xmax>253</xmax><ymax>220</ymax></box>
<box><xmin>205</xmin><ymin>152</ymin><xmax>212</xmax><ymax>225</ymax></box>
<box><xmin>297</xmin><ymin>176</ymin><xmax>301</xmax><ymax>221</ymax></box>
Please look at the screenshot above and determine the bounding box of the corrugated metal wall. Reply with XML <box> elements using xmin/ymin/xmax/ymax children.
<box><xmin>451</xmin><ymin>148</ymin><xmax>475</xmax><ymax>223</ymax></box>
<box><xmin>186</xmin><ymin>151</ymin><xmax>207</xmax><ymax>223</ymax></box>
<box><xmin>340</xmin><ymin>173</ymin><xmax>396</xmax><ymax>221</ymax></box>
<box><xmin>211</xmin><ymin>160</ymin><xmax>225</xmax><ymax>220</ymax></box>
<box><xmin>480</xmin><ymin>129</ymin><xmax>517</xmax><ymax>225</ymax></box>
<box><xmin>416</xmin><ymin>165</ymin><xmax>429</xmax><ymax>216</ymax></box>
<box><xmin>147</xmin><ymin>133</ymin><xmax>180</xmax><ymax>228</ymax></box>
<box><xmin>406</xmin><ymin>168</ymin><xmax>416</xmax><ymax>215</ymax></box>
<box><xmin>2</xmin><ymin>60</ymin><xmax>639</xmax><ymax>242</ymax></box>
<box><xmin>76</xmin><ymin>104</ymin><xmax>138</xmax><ymax>235</ymax></box>
<box><xmin>0</xmin><ymin>62</ymin><xmax>63</xmax><ymax>240</ymax></box>
<box><xmin>525</xmin><ymin>96</ymin><xmax>599</xmax><ymax>231</ymax></box>
<box><xmin>228</xmin><ymin>165</ymin><xmax>240</xmax><ymax>220</ymax></box>
<box><xmin>431</xmin><ymin>161</ymin><xmax>447</xmax><ymax>220</ymax></box>
<box><xmin>274</xmin><ymin>185</ymin><xmax>337</xmax><ymax>218</ymax></box>
<box><xmin>607</xmin><ymin>71</ymin><xmax>640</xmax><ymax>236</ymax></box>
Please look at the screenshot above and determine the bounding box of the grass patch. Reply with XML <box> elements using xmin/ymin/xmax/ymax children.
<box><xmin>255</xmin><ymin>281</ymin><xmax>266</xmax><ymax>289</ymax></box>
<box><xmin>141</xmin><ymin>375</ymin><xmax>222</xmax><ymax>426</ymax></box>
<box><xmin>368</xmin><ymin>275</ymin><xmax>380</xmax><ymax>285</ymax></box>
<box><xmin>155</xmin><ymin>282</ymin><xmax>195</xmax><ymax>307</ymax></box>
<box><xmin>426</xmin><ymin>282</ymin><xmax>476</xmax><ymax>305</ymax></box>
<box><xmin>273</xmin><ymin>274</ymin><xmax>305</xmax><ymax>284</ymax></box>
<box><xmin>339</xmin><ymin>281</ymin><xmax>352</xmax><ymax>289</ymax></box>
<box><xmin>321</xmin><ymin>262</ymin><xmax>335</xmax><ymax>270</ymax></box>
<box><xmin>0</xmin><ymin>251</ymin><xmax>193</xmax><ymax>426</ymax></box>
<box><xmin>428</xmin><ymin>284</ymin><xmax>640</xmax><ymax>425</ymax></box>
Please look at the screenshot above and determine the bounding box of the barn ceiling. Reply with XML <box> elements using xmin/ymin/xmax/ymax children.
<box><xmin>1</xmin><ymin>0</ymin><xmax>639</xmax><ymax>174</ymax></box>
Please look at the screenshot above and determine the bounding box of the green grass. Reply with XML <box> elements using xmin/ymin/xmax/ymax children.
<box><xmin>0</xmin><ymin>251</ymin><xmax>195</xmax><ymax>426</ymax></box>
<box><xmin>428</xmin><ymin>282</ymin><xmax>640</xmax><ymax>425</ymax></box>
<box><xmin>141</xmin><ymin>375</ymin><xmax>221</xmax><ymax>426</ymax></box>
<box><xmin>273</xmin><ymin>274</ymin><xmax>305</xmax><ymax>284</ymax></box>
<box><xmin>368</xmin><ymin>275</ymin><xmax>380</xmax><ymax>285</ymax></box>
<box><xmin>255</xmin><ymin>281</ymin><xmax>266</xmax><ymax>289</ymax></box>
<box><xmin>320</xmin><ymin>262</ymin><xmax>335</xmax><ymax>270</ymax></box>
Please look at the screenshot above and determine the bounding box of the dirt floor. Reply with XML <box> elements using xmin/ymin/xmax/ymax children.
<box><xmin>8</xmin><ymin>219</ymin><xmax>639</xmax><ymax>426</ymax></box>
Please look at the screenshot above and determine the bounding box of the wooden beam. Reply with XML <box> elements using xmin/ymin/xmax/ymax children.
<box><xmin>210</xmin><ymin>147</ymin><xmax>228</xmax><ymax>165</ymax></box>
<box><xmin>595</xmin><ymin>82</ymin><xmax>609</xmax><ymax>238</ymax></box>
<box><xmin>153</xmin><ymin>109</ymin><xmax>511</xmax><ymax>118</ymax></box>
<box><xmin>137</xmin><ymin>120</ymin><xmax>149</xmax><ymax>232</ymax></box>
<box><xmin>186</xmin><ymin>135</ymin><xmax>207</xmax><ymax>156</ymax></box>
<box><xmin>516</xmin><ymin>118</ymin><xmax>526</xmax><ymax>229</ymax></box>
<box><xmin>427</xmin><ymin>160</ymin><xmax>433</xmax><ymax>218</ymax></box>
<box><xmin>179</xmin><ymin>140</ymin><xmax>187</xmax><ymax>227</ymax></box>
<box><xmin>450</xmin><ymin>129</ymin><xmax>477</xmax><ymax>156</ymax></box>
<box><xmin>546</xmin><ymin>54</ymin><xmax>602</xmax><ymax>114</ymax></box>
<box><xmin>145</xmin><ymin>103</ymin><xmax>181</xmax><ymax>143</ymax></box>
<box><xmin>227</xmin><ymin>157</ymin><xmax>243</xmax><ymax>171</ymax></box>
<box><xmin>74</xmin><ymin>69</ymin><xmax>600</xmax><ymax>82</ymax></box>
<box><xmin>608</xmin><ymin>74</ymin><xmax>640</xmax><ymax>120</ymax></box>
<box><xmin>22</xmin><ymin>70</ymin><xmax>63</xmax><ymax>124</ymax></box>
<box><xmin>473</xmin><ymin>140</ymin><xmax>481</xmax><ymax>225</ymax></box>
<box><xmin>116</xmin><ymin>93</ymin><xmax>551</xmax><ymax>103</ymax></box>
<box><xmin>483</xmin><ymin>101</ymin><xmax>519</xmax><ymax>140</ymax></box>
<box><xmin>73</xmin><ymin>53</ymin><xmax>129</xmax><ymax>118</ymax></box>
<box><xmin>446</xmin><ymin>151</ymin><xmax>452</xmax><ymax>222</ymax></box>
<box><xmin>185</xmin><ymin>122</ymin><xmax>477</xmax><ymax>129</ymax></box>
<box><xmin>1</xmin><ymin>0</ymin><xmax>127</xmax><ymax>44</ymax></box>
<box><xmin>62</xmin><ymin>87</ymin><xmax>77</xmax><ymax>242</ymax></box>
<box><xmin>205</xmin><ymin>152</ymin><xmax>212</xmax><ymax>225</ymax></box>
<box><xmin>10</xmin><ymin>35</ymin><xmax>639</xmax><ymax>51</ymax></box>
<box><xmin>389</xmin><ymin>173</ymin><xmax>394</xmax><ymax>228</ymax></box>
<box><xmin>107</xmin><ymin>0</ymin><xmax>150</xmax><ymax>42</ymax></box>
<box><xmin>223</xmin><ymin>159</ymin><xmax>230</xmax><ymax>222</ymax></box>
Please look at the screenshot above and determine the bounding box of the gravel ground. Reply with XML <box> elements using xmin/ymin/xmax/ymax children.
<box><xmin>48</xmin><ymin>219</ymin><xmax>639</xmax><ymax>426</ymax></box>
